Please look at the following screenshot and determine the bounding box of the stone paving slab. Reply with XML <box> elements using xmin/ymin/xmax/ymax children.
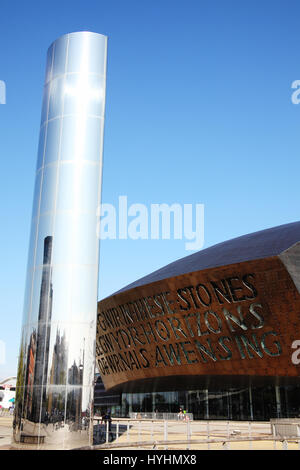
<box><xmin>0</xmin><ymin>415</ymin><xmax>13</xmax><ymax>450</ymax></box>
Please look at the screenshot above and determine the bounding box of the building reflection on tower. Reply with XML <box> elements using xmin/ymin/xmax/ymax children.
<box><xmin>21</xmin><ymin>235</ymin><xmax>86</xmax><ymax>432</ymax></box>
<box><xmin>30</xmin><ymin>236</ymin><xmax>53</xmax><ymax>423</ymax></box>
<box><xmin>14</xmin><ymin>32</ymin><xmax>107</xmax><ymax>448</ymax></box>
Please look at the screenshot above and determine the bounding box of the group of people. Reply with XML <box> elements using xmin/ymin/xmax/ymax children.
<box><xmin>177</xmin><ymin>408</ymin><xmax>189</xmax><ymax>421</ymax></box>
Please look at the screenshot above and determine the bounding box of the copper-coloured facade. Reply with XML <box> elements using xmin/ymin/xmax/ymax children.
<box><xmin>96</xmin><ymin>222</ymin><xmax>300</xmax><ymax>418</ymax></box>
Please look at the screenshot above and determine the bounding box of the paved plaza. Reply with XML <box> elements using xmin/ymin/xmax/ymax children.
<box><xmin>1</xmin><ymin>415</ymin><xmax>300</xmax><ymax>451</ymax></box>
<box><xmin>92</xmin><ymin>418</ymin><xmax>300</xmax><ymax>451</ymax></box>
<box><xmin>0</xmin><ymin>415</ymin><xmax>14</xmax><ymax>450</ymax></box>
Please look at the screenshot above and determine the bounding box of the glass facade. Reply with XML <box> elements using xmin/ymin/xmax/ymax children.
<box><xmin>94</xmin><ymin>374</ymin><xmax>121</xmax><ymax>417</ymax></box>
<box><xmin>115</xmin><ymin>385</ymin><xmax>300</xmax><ymax>421</ymax></box>
<box><xmin>13</xmin><ymin>31</ymin><xmax>107</xmax><ymax>449</ymax></box>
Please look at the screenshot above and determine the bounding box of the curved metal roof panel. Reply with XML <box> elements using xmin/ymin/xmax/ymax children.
<box><xmin>114</xmin><ymin>221</ymin><xmax>300</xmax><ymax>294</ymax></box>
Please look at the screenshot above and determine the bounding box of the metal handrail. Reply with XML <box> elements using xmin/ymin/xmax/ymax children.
<box><xmin>74</xmin><ymin>435</ymin><xmax>300</xmax><ymax>450</ymax></box>
<box><xmin>129</xmin><ymin>412</ymin><xmax>193</xmax><ymax>421</ymax></box>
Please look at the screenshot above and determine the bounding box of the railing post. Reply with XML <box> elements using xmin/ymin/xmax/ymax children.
<box><xmin>207</xmin><ymin>421</ymin><xmax>210</xmax><ymax>450</ymax></box>
<box><xmin>225</xmin><ymin>421</ymin><xmax>230</xmax><ymax>450</ymax></box>
<box><xmin>186</xmin><ymin>419</ymin><xmax>191</xmax><ymax>450</ymax></box>
<box><xmin>106</xmin><ymin>420</ymin><xmax>109</xmax><ymax>443</ymax></box>
<box><xmin>164</xmin><ymin>420</ymin><xmax>168</xmax><ymax>450</ymax></box>
<box><xmin>248</xmin><ymin>421</ymin><xmax>252</xmax><ymax>450</ymax></box>
<box><xmin>271</xmin><ymin>423</ymin><xmax>275</xmax><ymax>437</ymax></box>
<box><xmin>271</xmin><ymin>422</ymin><xmax>276</xmax><ymax>449</ymax></box>
<box><xmin>116</xmin><ymin>420</ymin><xmax>119</xmax><ymax>442</ymax></box>
<box><xmin>282</xmin><ymin>440</ymin><xmax>288</xmax><ymax>450</ymax></box>
<box><xmin>127</xmin><ymin>420</ymin><xmax>130</xmax><ymax>442</ymax></box>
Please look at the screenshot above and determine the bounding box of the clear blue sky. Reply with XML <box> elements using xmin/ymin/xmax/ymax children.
<box><xmin>1</xmin><ymin>0</ymin><xmax>300</xmax><ymax>379</ymax></box>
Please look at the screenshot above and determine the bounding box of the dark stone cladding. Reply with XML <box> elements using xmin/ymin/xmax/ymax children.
<box><xmin>113</xmin><ymin>221</ymin><xmax>300</xmax><ymax>295</ymax></box>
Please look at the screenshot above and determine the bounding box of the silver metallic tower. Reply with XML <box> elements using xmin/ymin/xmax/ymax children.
<box><xmin>13</xmin><ymin>31</ymin><xmax>107</xmax><ymax>449</ymax></box>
